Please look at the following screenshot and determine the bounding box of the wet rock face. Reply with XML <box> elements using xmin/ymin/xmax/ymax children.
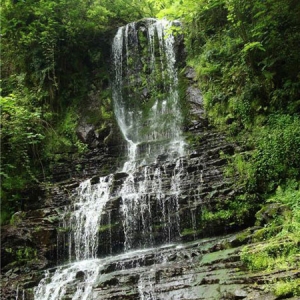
<box><xmin>94</xmin><ymin>137</ymin><xmax>236</xmax><ymax>255</ymax></box>
<box><xmin>31</xmin><ymin>232</ymin><xmax>300</xmax><ymax>300</ymax></box>
<box><xmin>90</xmin><ymin>72</ymin><xmax>239</xmax><ymax>256</ymax></box>
<box><xmin>76</xmin><ymin>122</ymin><xmax>95</xmax><ymax>144</ymax></box>
<box><xmin>0</xmin><ymin>66</ymin><xmax>240</xmax><ymax>299</ymax></box>
<box><xmin>50</xmin><ymin>140</ymin><xmax>126</xmax><ymax>183</ymax></box>
<box><xmin>51</xmin><ymin>65</ymin><xmax>241</xmax><ymax>261</ymax></box>
<box><xmin>1</xmin><ymin>209</ymin><xmax>58</xmax><ymax>299</ymax></box>
<box><xmin>1</xmin><ymin>208</ymin><xmax>58</xmax><ymax>272</ymax></box>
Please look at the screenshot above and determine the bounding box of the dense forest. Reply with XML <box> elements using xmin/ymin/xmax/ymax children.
<box><xmin>1</xmin><ymin>0</ymin><xmax>300</xmax><ymax>297</ymax></box>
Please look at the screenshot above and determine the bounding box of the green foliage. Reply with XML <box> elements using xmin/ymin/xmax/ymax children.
<box><xmin>1</xmin><ymin>0</ymin><xmax>160</xmax><ymax>223</ymax></box>
<box><xmin>43</xmin><ymin>108</ymin><xmax>86</xmax><ymax>161</ymax></box>
<box><xmin>1</xmin><ymin>0</ymin><xmax>157</xmax><ymax>112</ymax></box>
<box><xmin>5</xmin><ymin>246</ymin><xmax>38</xmax><ymax>264</ymax></box>
<box><xmin>101</xmin><ymin>0</ymin><xmax>158</xmax><ymax>23</ymax></box>
<box><xmin>253</xmin><ymin>115</ymin><xmax>300</xmax><ymax>191</ymax></box>
<box><xmin>98</xmin><ymin>222</ymin><xmax>118</xmax><ymax>233</ymax></box>
<box><xmin>201</xmin><ymin>208</ymin><xmax>232</xmax><ymax>223</ymax></box>
<box><xmin>9</xmin><ymin>212</ymin><xmax>26</xmax><ymax>226</ymax></box>
<box><xmin>16</xmin><ymin>247</ymin><xmax>38</xmax><ymax>262</ymax></box>
<box><xmin>240</xmin><ymin>182</ymin><xmax>300</xmax><ymax>295</ymax></box>
<box><xmin>268</xmin><ymin>182</ymin><xmax>300</xmax><ymax>236</ymax></box>
<box><xmin>200</xmin><ymin>192</ymin><xmax>257</xmax><ymax>232</ymax></box>
<box><xmin>241</xmin><ymin>238</ymin><xmax>298</xmax><ymax>271</ymax></box>
<box><xmin>273</xmin><ymin>279</ymin><xmax>300</xmax><ymax>298</ymax></box>
<box><xmin>223</xmin><ymin>113</ymin><xmax>300</xmax><ymax>196</ymax></box>
<box><xmin>0</xmin><ymin>79</ymin><xmax>48</xmax><ymax>224</ymax></box>
<box><xmin>154</xmin><ymin>0</ymin><xmax>300</xmax><ymax>132</ymax></box>
<box><xmin>181</xmin><ymin>228</ymin><xmax>195</xmax><ymax>236</ymax></box>
<box><xmin>224</xmin><ymin>152</ymin><xmax>256</xmax><ymax>191</ymax></box>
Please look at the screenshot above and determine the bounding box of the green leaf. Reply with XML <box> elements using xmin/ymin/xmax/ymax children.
<box><xmin>242</xmin><ymin>42</ymin><xmax>265</xmax><ymax>54</ymax></box>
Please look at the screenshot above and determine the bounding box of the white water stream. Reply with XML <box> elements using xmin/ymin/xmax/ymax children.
<box><xmin>112</xmin><ymin>19</ymin><xmax>185</xmax><ymax>172</ymax></box>
<box><xmin>34</xmin><ymin>19</ymin><xmax>186</xmax><ymax>300</ymax></box>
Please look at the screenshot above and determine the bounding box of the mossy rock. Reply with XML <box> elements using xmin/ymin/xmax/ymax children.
<box><xmin>255</xmin><ymin>202</ymin><xmax>290</xmax><ymax>226</ymax></box>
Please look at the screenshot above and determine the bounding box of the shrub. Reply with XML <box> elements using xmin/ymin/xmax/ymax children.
<box><xmin>254</xmin><ymin>114</ymin><xmax>300</xmax><ymax>192</ymax></box>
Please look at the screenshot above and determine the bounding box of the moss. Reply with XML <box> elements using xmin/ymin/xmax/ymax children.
<box><xmin>98</xmin><ymin>222</ymin><xmax>118</xmax><ymax>233</ymax></box>
<box><xmin>181</xmin><ymin>228</ymin><xmax>197</xmax><ymax>236</ymax></box>
<box><xmin>44</xmin><ymin>215</ymin><xmax>60</xmax><ymax>224</ymax></box>
<box><xmin>9</xmin><ymin>212</ymin><xmax>26</xmax><ymax>226</ymax></box>
<box><xmin>251</xmin><ymin>226</ymin><xmax>283</xmax><ymax>243</ymax></box>
<box><xmin>240</xmin><ymin>237</ymin><xmax>299</xmax><ymax>272</ymax></box>
<box><xmin>5</xmin><ymin>247</ymin><xmax>13</xmax><ymax>254</ymax></box>
<box><xmin>6</xmin><ymin>246</ymin><xmax>39</xmax><ymax>265</ymax></box>
<box><xmin>33</xmin><ymin>226</ymin><xmax>43</xmax><ymax>232</ymax></box>
<box><xmin>17</xmin><ymin>247</ymin><xmax>37</xmax><ymax>261</ymax></box>
<box><xmin>201</xmin><ymin>248</ymin><xmax>237</xmax><ymax>265</ymax></box>
<box><xmin>185</xmin><ymin>132</ymin><xmax>203</xmax><ymax>146</ymax></box>
<box><xmin>44</xmin><ymin>107</ymin><xmax>87</xmax><ymax>162</ymax></box>
<box><xmin>235</xmin><ymin>229</ymin><xmax>251</xmax><ymax>243</ymax></box>
<box><xmin>57</xmin><ymin>227</ymin><xmax>71</xmax><ymax>233</ymax></box>
<box><xmin>273</xmin><ymin>278</ymin><xmax>300</xmax><ymax>298</ymax></box>
<box><xmin>84</xmin><ymin>91</ymin><xmax>113</xmax><ymax>127</ymax></box>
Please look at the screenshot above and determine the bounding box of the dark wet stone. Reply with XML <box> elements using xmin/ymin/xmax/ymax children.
<box><xmin>185</xmin><ymin>66</ymin><xmax>197</xmax><ymax>80</ymax></box>
<box><xmin>101</xmin><ymin>263</ymin><xmax>116</xmax><ymax>275</ymax></box>
<box><xmin>91</xmin><ymin>176</ymin><xmax>100</xmax><ymax>185</ymax></box>
<box><xmin>98</xmin><ymin>277</ymin><xmax>119</xmax><ymax>288</ymax></box>
<box><xmin>75</xmin><ymin>271</ymin><xmax>85</xmax><ymax>280</ymax></box>
<box><xmin>23</xmin><ymin>281</ymin><xmax>39</xmax><ymax>289</ymax></box>
<box><xmin>167</xmin><ymin>254</ymin><xmax>177</xmax><ymax>261</ymax></box>
<box><xmin>113</xmin><ymin>172</ymin><xmax>129</xmax><ymax>180</ymax></box>
<box><xmin>10</xmin><ymin>273</ymin><xmax>18</xmax><ymax>279</ymax></box>
<box><xmin>76</xmin><ymin>123</ymin><xmax>95</xmax><ymax>144</ymax></box>
<box><xmin>127</xmin><ymin>274</ymin><xmax>140</xmax><ymax>284</ymax></box>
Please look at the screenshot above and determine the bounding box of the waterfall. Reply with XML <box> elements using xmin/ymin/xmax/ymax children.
<box><xmin>34</xmin><ymin>19</ymin><xmax>186</xmax><ymax>299</ymax></box>
<box><xmin>112</xmin><ymin>19</ymin><xmax>185</xmax><ymax>172</ymax></box>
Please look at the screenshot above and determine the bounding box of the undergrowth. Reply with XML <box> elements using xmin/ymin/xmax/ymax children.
<box><xmin>240</xmin><ymin>181</ymin><xmax>300</xmax><ymax>297</ymax></box>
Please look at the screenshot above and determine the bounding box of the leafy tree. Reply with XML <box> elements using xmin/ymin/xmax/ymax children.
<box><xmin>0</xmin><ymin>77</ymin><xmax>48</xmax><ymax>223</ymax></box>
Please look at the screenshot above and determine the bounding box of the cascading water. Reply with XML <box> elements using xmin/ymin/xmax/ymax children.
<box><xmin>112</xmin><ymin>18</ymin><xmax>185</xmax><ymax>172</ymax></box>
<box><xmin>34</xmin><ymin>19</ymin><xmax>186</xmax><ymax>300</ymax></box>
<box><xmin>67</xmin><ymin>176</ymin><xmax>114</xmax><ymax>261</ymax></box>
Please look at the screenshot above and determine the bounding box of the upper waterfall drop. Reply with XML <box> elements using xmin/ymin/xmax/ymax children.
<box><xmin>112</xmin><ymin>19</ymin><xmax>185</xmax><ymax>172</ymax></box>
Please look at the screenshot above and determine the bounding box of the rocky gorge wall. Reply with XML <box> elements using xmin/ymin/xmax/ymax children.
<box><xmin>0</xmin><ymin>63</ymin><xmax>238</xmax><ymax>297</ymax></box>
<box><xmin>1</xmin><ymin>21</ymin><xmax>297</xmax><ymax>300</ymax></box>
<box><xmin>2</xmin><ymin>86</ymin><xmax>298</xmax><ymax>299</ymax></box>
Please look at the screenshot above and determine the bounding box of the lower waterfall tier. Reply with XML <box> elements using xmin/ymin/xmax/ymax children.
<box><xmin>35</xmin><ymin>233</ymin><xmax>299</xmax><ymax>300</ymax></box>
